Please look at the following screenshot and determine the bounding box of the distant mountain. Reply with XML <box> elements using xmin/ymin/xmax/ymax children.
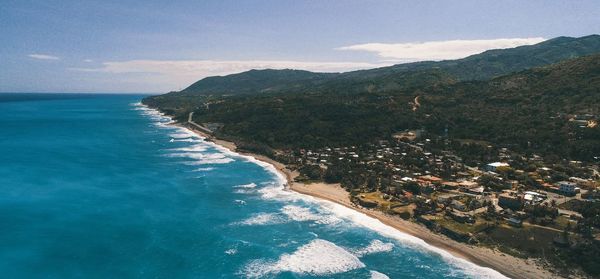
<box><xmin>428</xmin><ymin>34</ymin><xmax>600</xmax><ymax>80</ymax></box>
<box><xmin>166</xmin><ymin>35</ymin><xmax>600</xmax><ymax>97</ymax></box>
<box><xmin>179</xmin><ymin>69</ymin><xmax>334</xmax><ymax>96</ymax></box>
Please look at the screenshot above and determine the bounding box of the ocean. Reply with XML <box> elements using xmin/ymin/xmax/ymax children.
<box><xmin>0</xmin><ymin>93</ymin><xmax>506</xmax><ymax>278</ymax></box>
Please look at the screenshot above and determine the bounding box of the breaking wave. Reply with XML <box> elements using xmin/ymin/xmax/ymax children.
<box><xmin>192</xmin><ymin>167</ymin><xmax>214</xmax><ymax>172</ymax></box>
<box><xmin>169</xmin><ymin>144</ymin><xmax>208</xmax><ymax>152</ymax></box>
<box><xmin>234</xmin><ymin>183</ymin><xmax>257</xmax><ymax>189</ymax></box>
<box><xmin>352</xmin><ymin>239</ymin><xmax>394</xmax><ymax>257</ymax></box>
<box><xmin>370</xmin><ymin>270</ymin><xmax>390</xmax><ymax>279</ymax></box>
<box><xmin>234</xmin><ymin>213</ymin><xmax>285</xmax><ymax>226</ymax></box>
<box><xmin>167</xmin><ymin>152</ymin><xmax>234</xmax><ymax>165</ymax></box>
<box><xmin>280</xmin><ymin>205</ymin><xmax>340</xmax><ymax>225</ymax></box>
<box><xmin>242</xmin><ymin>239</ymin><xmax>365</xmax><ymax>277</ymax></box>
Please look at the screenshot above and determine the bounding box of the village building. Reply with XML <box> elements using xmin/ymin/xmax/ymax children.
<box><xmin>498</xmin><ymin>192</ymin><xmax>523</xmax><ymax>210</ymax></box>
<box><xmin>557</xmin><ymin>181</ymin><xmax>578</xmax><ymax>195</ymax></box>
<box><xmin>484</xmin><ymin>162</ymin><xmax>510</xmax><ymax>172</ymax></box>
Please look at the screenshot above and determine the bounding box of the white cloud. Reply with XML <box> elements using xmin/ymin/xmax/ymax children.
<box><xmin>73</xmin><ymin>59</ymin><xmax>384</xmax><ymax>75</ymax></box>
<box><xmin>28</xmin><ymin>53</ymin><xmax>60</xmax><ymax>60</ymax></box>
<box><xmin>70</xmin><ymin>59</ymin><xmax>388</xmax><ymax>91</ymax></box>
<box><xmin>337</xmin><ymin>37</ymin><xmax>545</xmax><ymax>62</ymax></box>
<box><xmin>83</xmin><ymin>59</ymin><xmax>93</xmax><ymax>63</ymax></box>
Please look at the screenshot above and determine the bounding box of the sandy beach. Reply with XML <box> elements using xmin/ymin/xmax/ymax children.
<box><xmin>182</xmin><ymin>123</ymin><xmax>562</xmax><ymax>279</ymax></box>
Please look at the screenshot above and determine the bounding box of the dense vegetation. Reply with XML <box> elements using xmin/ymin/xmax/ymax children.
<box><xmin>145</xmin><ymin>54</ymin><xmax>600</xmax><ymax>161</ymax></box>
<box><xmin>420</xmin><ymin>54</ymin><xmax>600</xmax><ymax>161</ymax></box>
<box><xmin>143</xmin><ymin>35</ymin><xmax>600</xmax><ymax>161</ymax></box>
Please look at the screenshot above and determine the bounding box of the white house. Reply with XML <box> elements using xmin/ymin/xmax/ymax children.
<box><xmin>484</xmin><ymin>162</ymin><xmax>510</xmax><ymax>172</ymax></box>
<box><xmin>558</xmin><ymin>181</ymin><xmax>578</xmax><ymax>195</ymax></box>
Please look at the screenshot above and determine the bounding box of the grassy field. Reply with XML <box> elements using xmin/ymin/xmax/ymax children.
<box><xmin>481</xmin><ymin>224</ymin><xmax>563</xmax><ymax>259</ymax></box>
<box><xmin>435</xmin><ymin>216</ymin><xmax>492</xmax><ymax>234</ymax></box>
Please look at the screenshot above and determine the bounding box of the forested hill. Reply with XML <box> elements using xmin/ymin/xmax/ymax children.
<box><xmin>160</xmin><ymin>35</ymin><xmax>600</xmax><ymax>97</ymax></box>
<box><xmin>179</xmin><ymin>69</ymin><xmax>335</xmax><ymax>96</ymax></box>
<box><xmin>419</xmin><ymin>54</ymin><xmax>600</xmax><ymax>160</ymax></box>
<box><xmin>144</xmin><ymin>54</ymin><xmax>600</xmax><ymax>161</ymax></box>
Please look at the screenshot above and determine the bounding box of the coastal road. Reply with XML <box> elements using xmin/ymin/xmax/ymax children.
<box><xmin>412</xmin><ymin>95</ymin><xmax>421</xmax><ymax>111</ymax></box>
<box><xmin>187</xmin><ymin>112</ymin><xmax>213</xmax><ymax>134</ymax></box>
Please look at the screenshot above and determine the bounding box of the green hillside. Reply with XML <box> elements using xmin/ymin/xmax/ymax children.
<box><xmin>142</xmin><ymin>36</ymin><xmax>600</xmax><ymax>161</ymax></box>
<box><xmin>153</xmin><ymin>35</ymin><xmax>600</xmax><ymax>98</ymax></box>
<box><xmin>145</xmin><ymin>54</ymin><xmax>600</xmax><ymax>161</ymax></box>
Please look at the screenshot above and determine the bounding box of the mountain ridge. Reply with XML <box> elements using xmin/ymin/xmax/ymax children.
<box><xmin>165</xmin><ymin>35</ymin><xmax>600</xmax><ymax>97</ymax></box>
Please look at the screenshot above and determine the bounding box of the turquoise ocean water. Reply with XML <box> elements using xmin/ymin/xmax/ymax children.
<box><xmin>0</xmin><ymin>94</ymin><xmax>506</xmax><ymax>278</ymax></box>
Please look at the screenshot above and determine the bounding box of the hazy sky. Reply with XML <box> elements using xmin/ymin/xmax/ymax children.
<box><xmin>1</xmin><ymin>0</ymin><xmax>599</xmax><ymax>93</ymax></box>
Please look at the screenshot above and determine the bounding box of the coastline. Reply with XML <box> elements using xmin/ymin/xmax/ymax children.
<box><xmin>179</xmin><ymin>122</ymin><xmax>561</xmax><ymax>279</ymax></box>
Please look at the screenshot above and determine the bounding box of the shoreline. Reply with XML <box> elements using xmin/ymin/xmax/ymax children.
<box><xmin>178</xmin><ymin>122</ymin><xmax>561</xmax><ymax>279</ymax></box>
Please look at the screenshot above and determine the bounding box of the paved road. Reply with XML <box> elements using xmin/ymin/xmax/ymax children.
<box><xmin>187</xmin><ymin>112</ymin><xmax>213</xmax><ymax>134</ymax></box>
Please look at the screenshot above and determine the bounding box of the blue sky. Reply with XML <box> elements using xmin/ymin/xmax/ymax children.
<box><xmin>1</xmin><ymin>0</ymin><xmax>599</xmax><ymax>93</ymax></box>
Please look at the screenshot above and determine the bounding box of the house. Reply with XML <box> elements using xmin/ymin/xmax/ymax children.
<box><xmin>507</xmin><ymin>217</ymin><xmax>522</xmax><ymax>227</ymax></box>
<box><xmin>499</xmin><ymin>192</ymin><xmax>523</xmax><ymax>210</ymax></box>
<box><xmin>418</xmin><ymin>175</ymin><xmax>442</xmax><ymax>183</ymax></box>
<box><xmin>441</xmin><ymin>181</ymin><xmax>459</xmax><ymax>190</ymax></box>
<box><xmin>484</xmin><ymin>162</ymin><xmax>510</xmax><ymax>172</ymax></box>
<box><xmin>436</xmin><ymin>194</ymin><xmax>454</xmax><ymax>204</ymax></box>
<box><xmin>467</xmin><ymin>186</ymin><xmax>485</xmax><ymax>195</ymax></box>
<box><xmin>448</xmin><ymin>210</ymin><xmax>475</xmax><ymax>223</ymax></box>
<box><xmin>557</xmin><ymin>181</ymin><xmax>578</xmax><ymax>196</ymax></box>
<box><xmin>458</xmin><ymin>180</ymin><xmax>479</xmax><ymax>190</ymax></box>
<box><xmin>451</xmin><ymin>200</ymin><xmax>467</xmax><ymax>211</ymax></box>
<box><xmin>523</xmin><ymin>191</ymin><xmax>546</xmax><ymax>205</ymax></box>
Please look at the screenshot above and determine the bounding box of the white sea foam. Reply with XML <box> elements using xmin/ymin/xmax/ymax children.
<box><xmin>256</xmin><ymin>185</ymin><xmax>300</xmax><ymax>201</ymax></box>
<box><xmin>234</xmin><ymin>199</ymin><xmax>247</xmax><ymax>205</ymax></box>
<box><xmin>234</xmin><ymin>183</ymin><xmax>257</xmax><ymax>189</ymax></box>
<box><xmin>233</xmin><ymin>183</ymin><xmax>264</xmax><ymax>194</ymax></box>
<box><xmin>370</xmin><ymin>270</ymin><xmax>390</xmax><ymax>279</ymax></box>
<box><xmin>192</xmin><ymin>167</ymin><xmax>214</xmax><ymax>172</ymax></box>
<box><xmin>242</xmin><ymin>239</ymin><xmax>365</xmax><ymax>277</ymax></box>
<box><xmin>280</xmin><ymin>205</ymin><xmax>339</xmax><ymax>225</ymax></box>
<box><xmin>171</xmin><ymin>127</ymin><xmax>205</xmax><ymax>139</ymax></box>
<box><xmin>205</xmin><ymin>144</ymin><xmax>288</xmax><ymax>187</ymax></box>
<box><xmin>353</xmin><ymin>240</ymin><xmax>394</xmax><ymax>257</ymax></box>
<box><xmin>225</xmin><ymin>248</ymin><xmax>237</xmax><ymax>255</ymax></box>
<box><xmin>185</xmin><ymin>157</ymin><xmax>234</xmax><ymax>165</ymax></box>
<box><xmin>170</xmin><ymin>144</ymin><xmax>208</xmax><ymax>152</ymax></box>
<box><xmin>311</xmin><ymin>200</ymin><xmax>507</xmax><ymax>278</ymax></box>
<box><xmin>235</xmin><ymin>213</ymin><xmax>284</xmax><ymax>226</ymax></box>
<box><xmin>167</xmin><ymin>152</ymin><xmax>224</xmax><ymax>160</ymax></box>
<box><xmin>169</xmin><ymin>132</ymin><xmax>193</xmax><ymax>139</ymax></box>
<box><xmin>233</xmin><ymin>189</ymin><xmax>254</xmax><ymax>194</ymax></box>
<box><xmin>170</xmin><ymin>138</ymin><xmax>202</xmax><ymax>143</ymax></box>
<box><xmin>131</xmin><ymin>102</ymin><xmax>173</xmax><ymax>124</ymax></box>
<box><xmin>168</xmin><ymin>152</ymin><xmax>234</xmax><ymax>165</ymax></box>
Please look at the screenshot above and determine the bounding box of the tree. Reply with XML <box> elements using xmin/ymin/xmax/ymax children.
<box><xmin>367</xmin><ymin>175</ymin><xmax>378</xmax><ymax>191</ymax></box>
<box><xmin>404</xmin><ymin>181</ymin><xmax>421</xmax><ymax>195</ymax></box>
<box><xmin>299</xmin><ymin>165</ymin><xmax>323</xmax><ymax>180</ymax></box>
<box><xmin>487</xmin><ymin>203</ymin><xmax>497</xmax><ymax>216</ymax></box>
<box><xmin>324</xmin><ymin>165</ymin><xmax>344</xmax><ymax>183</ymax></box>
